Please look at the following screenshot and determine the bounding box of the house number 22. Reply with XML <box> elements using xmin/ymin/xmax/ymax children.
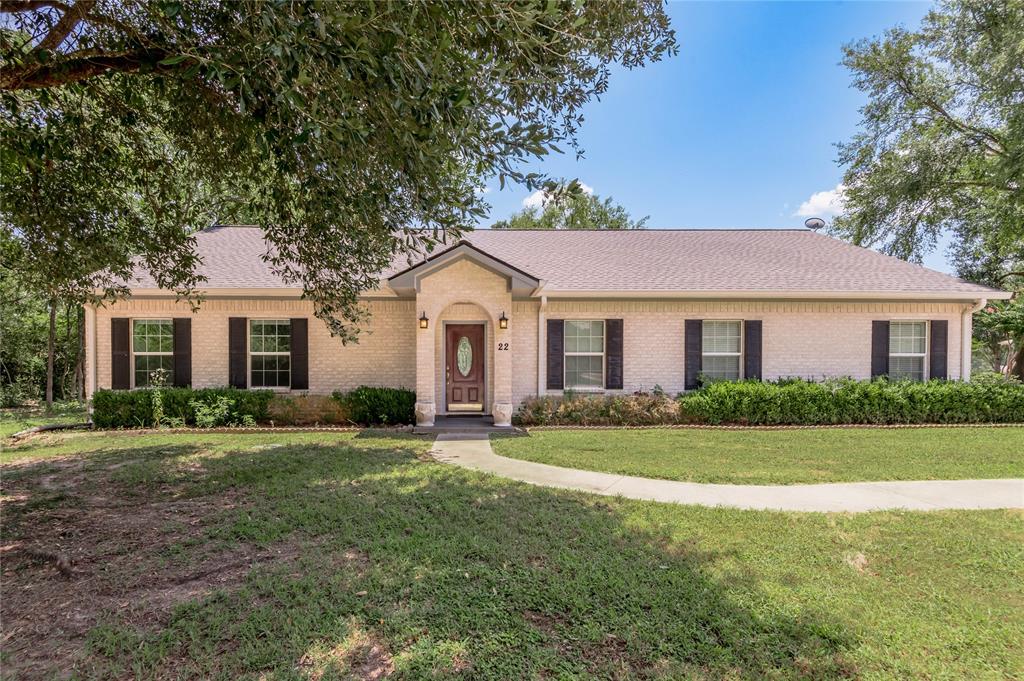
<box><xmin>497</xmin><ymin>342</ymin><xmax>509</xmax><ymax>351</ymax></box>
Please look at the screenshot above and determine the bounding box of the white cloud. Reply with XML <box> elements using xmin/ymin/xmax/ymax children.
<box><xmin>522</xmin><ymin>190</ymin><xmax>547</xmax><ymax>208</ymax></box>
<box><xmin>522</xmin><ymin>182</ymin><xmax>593</xmax><ymax>208</ymax></box>
<box><xmin>795</xmin><ymin>184</ymin><xmax>846</xmax><ymax>218</ymax></box>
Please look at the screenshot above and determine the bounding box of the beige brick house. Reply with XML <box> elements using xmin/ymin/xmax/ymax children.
<box><xmin>84</xmin><ymin>226</ymin><xmax>1009</xmax><ymax>426</ymax></box>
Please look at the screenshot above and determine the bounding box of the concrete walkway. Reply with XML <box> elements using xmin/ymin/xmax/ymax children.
<box><xmin>430</xmin><ymin>434</ymin><xmax>1024</xmax><ymax>512</ymax></box>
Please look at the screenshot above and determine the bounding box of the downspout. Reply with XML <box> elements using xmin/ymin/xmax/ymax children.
<box><xmin>961</xmin><ymin>298</ymin><xmax>986</xmax><ymax>381</ymax></box>
<box><xmin>537</xmin><ymin>294</ymin><xmax>548</xmax><ymax>396</ymax></box>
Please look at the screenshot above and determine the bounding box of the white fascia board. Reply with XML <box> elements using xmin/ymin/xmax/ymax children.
<box><xmin>537</xmin><ymin>289</ymin><xmax>1011</xmax><ymax>301</ymax></box>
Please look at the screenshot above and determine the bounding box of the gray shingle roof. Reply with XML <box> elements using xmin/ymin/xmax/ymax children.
<box><xmin>126</xmin><ymin>225</ymin><xmax>1002</xmax><ymax>297</ymax></box>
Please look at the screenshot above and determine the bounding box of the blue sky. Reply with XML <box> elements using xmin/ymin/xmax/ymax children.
<box><xmin>477</xmin><ymin>1</ymin><xmax>954</xmax><ymax>272</ymax></box>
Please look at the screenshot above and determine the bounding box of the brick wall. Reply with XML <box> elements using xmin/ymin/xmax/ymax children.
<box><xmin>91</xmin><ymin>297</ymin><xmax>415</xmax><ymax>396</ymax></box>
<box><xmin>523</xmin><ymin>300</ymin><xmax>968</xmax><ymax>404</ymax></box>
<box><xmin>88</xmin><ymin>293</ymin><xmax>970</xmax><ymax>409</ymax></box>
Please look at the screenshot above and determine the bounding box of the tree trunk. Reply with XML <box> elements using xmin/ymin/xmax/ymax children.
<box><xmin>61</xmin><ymin>301</ymin><xmax>72</xmax><ymax>400</ymax></box>
<box><xmin>46</xmin><ymin>300</ymin><xmax>56</xmax><ymax>410</ymax></box>
<box><xmin>989</xmin><ymin>339</ymin><xmax>1004</xmax><ymax>373</ymax></box>
<box><xmin>1011</xmin><ymin>340</ymin><xmax>1024</xmax><ymax>381</ymax></box>
<box><xmin>75</xmin><ymin>305</ymin><xmax>85</xmax><ymax>401</ymax></box>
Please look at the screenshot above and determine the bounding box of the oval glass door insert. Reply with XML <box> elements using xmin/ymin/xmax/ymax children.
<box><xmin>456</xmin><ymin>337</ymin><xmax>473</xmax><ymax>376</ymax></box>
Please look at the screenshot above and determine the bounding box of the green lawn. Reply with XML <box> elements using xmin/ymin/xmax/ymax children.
<box><xmin>0</xmin><ymin>401</ymin><xmax>88</xmax><ymax>439</ymax></box>
<box><xmin>491</xmin><ymin>427</ymin><xmax>1024</xmax><ymax>485</ymax></box>
<box><xmin>2</xmin><ymin>431</ymin><xmax>1021</xmax><ymax>679</ymax></box>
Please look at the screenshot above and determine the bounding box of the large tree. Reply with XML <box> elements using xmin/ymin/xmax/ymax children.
<box><xmin>492</xmin><ymin>180</ymin><xmax>648</xmax><ymax>230</ymax></box>
<box><xmin>831</xmin><ymin>0</ymin><xmax>1023</xmax><ymax>269</ymax></box>
<box><xmin>1</xmin><ymin>1</ymin><xmax>676</xmax><ymax>340</ymax></box>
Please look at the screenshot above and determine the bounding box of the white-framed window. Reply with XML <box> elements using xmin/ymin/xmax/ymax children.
<box><xmin>564</xmin><ymin>320</ymin><xmax>605</xmax><ymax>390</ymax></box>
<box><xmin>889</xmin><ymin>321</ymin><xmax>927</xmax><ymax>381</ymax></box>
<box><xmin>702</xmin><ymin>320</ymin><xmax>742</xmax><ymax>381</ymax></box>
<box><xmin>132</xmin><ymin>319</ymin><xmax>174</xmax><ymax>387</ymax></box>
<box><xmin>249</xmin><ymin>319</ymin><xmax>291</xmax><ymax>388</ymax></box>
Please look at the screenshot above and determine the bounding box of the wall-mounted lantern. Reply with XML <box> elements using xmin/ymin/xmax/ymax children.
<box><xmin>419</xmin><ymin>312</ymin><xmax>429</xmax><ymax>329</ymax></box>
<box><xmin>498</xmin><ymin>311</ymin><xmax>508</xmax><ymax>329</ymax></box>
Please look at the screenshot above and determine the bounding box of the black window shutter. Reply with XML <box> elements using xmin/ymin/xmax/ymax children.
<box><xmin>172</xmin><ymin>318</ymin><xmax>192</xmax><ymax>387</ymax></box>
<box><xmin>929</xmin><ymin>320</ymin><xmax>948</xmax><ymax>380</ymax></box>
<box><xmin>290</xmin><ymin>318</ymin><xmax>309</xmax><ymax>390</ymax></box>
<box><xmin>546</xmin><ymin>319</ymin><xmax>564</xmax><ymax>390</ymax></box>
<box><xmin>684</xmin><ymin>319</ymin><xmax>702</xmax><ymax>390</ymax></box>
<box><xmin>605</xmin><ymin>319</ymin><xmax>623</xmax><ymax>390</ymax></box>
<box><xmin>871</xmin><ymin>320</ymin><xmax>890</xmax><ymax>378</ymax></box>
<box><xmin>111</xmin><ymin>318</ymin><xmax>131</xmax><ymax>389</ymax></box>
<box><xmin>228</xmin><ymin>317</ymin><xmax>248</xmax><ymax>388</ymax></box>
<box><xmin>743</xmin><ymin>320</ymin><xmax>762</xmax><ymax>381</ymax></box>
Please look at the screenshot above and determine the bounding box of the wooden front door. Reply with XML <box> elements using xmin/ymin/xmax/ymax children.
<box><xmin>445</xmin><ymin>324</ymin><xmax>485</xmax><ymax>412</ymax></box>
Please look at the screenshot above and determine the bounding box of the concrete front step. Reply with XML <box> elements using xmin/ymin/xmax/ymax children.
<box><xmin>413</xmin><ymin>415</ymin><xmax>520</xmax><ymax>435</ymax></box>
<box><xmin>414</xmin><ymin>426</ymin><xmax>519</xmax><ymax>434</ymax></box>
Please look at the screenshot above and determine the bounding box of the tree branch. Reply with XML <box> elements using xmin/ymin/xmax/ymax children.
<box><xmin>892</xmin><ymin>70</ymin><xmax>1006</xmax><ymax>156</ymax></box>
<box><xmin>996</xmin><ymin>271</ymin><xmax>1024</xmax><ymax>285</ymax></box>
<box><xmin>36</xmin><ymin>0</ymin><xmax>96</xmax><ymax>52</ymax></box>
<box><xmin>0</xmin><ymin>0</ymin><xmax>71</xmax><ymax>13</ymax></box>
<box><xmin>0</xmin><ymin>49</ymin><xmax>176</xmax><ymax>90</ymax></box>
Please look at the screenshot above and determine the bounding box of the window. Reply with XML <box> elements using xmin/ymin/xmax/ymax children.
<box><xmin>132</xmin><ymin>319</ymin><xmax>174</xmax><ymax>387</ymax></box>
<box><xmin>702</xmin><ymin>320</ymin><xmax>742</xmax><ymax>381</ymax></box>
<box><xmin>250</xmin><ymin>320</ymin><xmax>291</xmax><ymax>388</ymax></box>
<box><xmin>564</xmin><ymin>320</ymin><xmax>604</xmax><ymax>390</ymax></box>
<box><xmin>889</xmin><ymin>321</ymin><xmax>927</xmax><ymax>381</ymax></box>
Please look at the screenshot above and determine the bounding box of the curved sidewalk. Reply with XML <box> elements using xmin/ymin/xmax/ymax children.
<box><xmin>430</xmin><ymin>434</ymin><xmax>1024</xmax><ymax>513</ymax></box>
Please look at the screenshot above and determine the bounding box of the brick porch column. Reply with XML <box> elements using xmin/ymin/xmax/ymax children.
<box><xmin>492</xmin><ymin>310</ymin><xmax>513</xmax><ymax>426</ymax></box>
<box><xmin>414</xmin><ymin>303</ymin><xmax>436</xmax><ymax>426</ymax></box>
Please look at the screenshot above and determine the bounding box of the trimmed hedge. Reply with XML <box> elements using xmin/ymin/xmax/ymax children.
<box><xmin>682</xmin><ymin>378</ymin><xmax>1024</xmax><ymax>425</ymax></box>
<box><xmin>332</xmin><ymin>386</ymin><xmax>416</xmax><ymax>425</ymax></box>
<box><xmin>92</xmin><ymin>387</ymin><xmax>274</xmax><ymax>428</ymax></box>
<box><xmin>515</xmin><ymin>393</ymin><xmax>681</xmax><ymax>427</ymax></box>
<box><xmin>514</xmin><ymin>378</ymin><xmax>1024</xmax><ymax>427</ymax></box>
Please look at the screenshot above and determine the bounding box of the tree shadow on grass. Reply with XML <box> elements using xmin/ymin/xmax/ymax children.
<box><xmin>2</xmin><ymin>434</ymin><xmax>857</xmax><ymax>679</ymax></box>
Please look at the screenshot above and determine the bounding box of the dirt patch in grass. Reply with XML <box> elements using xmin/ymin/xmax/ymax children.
<box><xmin>0</xmin><ymin>454</ymin><xmax>316</xmax><ymax>678</ymax></box>
<box><xmin>296</xmin><ymin>617</ymin><xmax>395</xmax><ymax>680</ymax></box>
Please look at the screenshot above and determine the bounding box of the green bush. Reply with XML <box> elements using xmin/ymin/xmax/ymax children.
<box><xmin>91</xmin><ymin>387</ymin><xmax>273</xmax><ymax>428</ymax></box>
<box><xmin>513</xmin><ymin>379</ymin><xmax>1024</xmax><ymax>427</ymax></box>
<box><xmin>332</xmin><ymin>386</ymin><xmax>416</xmax><ymax>425</ymax></box>
<box><xmin>679</xmin><ymin>378</ymin><xmax>1024</xmax><ymax>426</ymax></box>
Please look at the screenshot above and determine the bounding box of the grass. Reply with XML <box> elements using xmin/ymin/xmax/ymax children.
<box><xmin>1</xmin><ymin>430</ymin><xmax>1021</xmax><ymax>679</ymax></box>
<box><xmin>0</xmin><ymin>401</ymin><xmax>88</xmax><ymax>438</ymax></box>
<box><xmin>491</xmin><ymin>427</ymin><xmax>1024</xmax><ymax>485</ymax></box>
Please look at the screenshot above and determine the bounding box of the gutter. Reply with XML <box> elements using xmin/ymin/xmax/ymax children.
<box><xmin>534</xmin><ymin>289</ymin><xmax>1013</xmax><ymax>301</ymax></box>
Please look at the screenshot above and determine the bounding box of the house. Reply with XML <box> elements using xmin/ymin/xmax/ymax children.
<box><xmin>83</xmin><ymin>226</ymin><xmax>1010</xmax><ymax>426</ymax></box>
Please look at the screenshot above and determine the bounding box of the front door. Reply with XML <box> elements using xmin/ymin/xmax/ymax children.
<box><xmin>445</xmin><ymin>324</ymin><xmax>485</xmax><ymax>412</ymax></box>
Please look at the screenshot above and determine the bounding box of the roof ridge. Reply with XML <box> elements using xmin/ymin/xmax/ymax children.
<box><xmin>475</xmin><ymin>227</ymin><xmax>813</xmax><ymax>232</ymax></box>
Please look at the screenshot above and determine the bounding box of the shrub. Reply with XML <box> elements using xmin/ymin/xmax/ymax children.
<box><xmin>970</xmin><ymin>371</ymin><xmax>1021</xmax><ymax>385</ymax></box>
<box><xmin>679</xmin><ymin>378</ymin><xmax>1024</xmax><ymax>426</ymax></box>
<box><xmin>513</xmin><ymin>378</ymin><xmax>1024</xmax><ymax>427</ymax></box>
<box><xmin>268</xmin><ymin>394</ymin><xmax>349</xmax><ymax>426</ymax></box>
<box><xmin>515</xmin><ymin>392</ymin><xmax>681</xmax><ymax>427</ymax></box>
<box><xmin>332</xmin><ymin>386</ymin><xmax>416</xmax><ymax>425</ymax></box>
<box><xmin>91</xmin><ymin>387</ymin><xmax>273</xmax><ymax>428</ymax></box>
<box><xmin>190</xmin><ymin>395</ymin><xmax>257</xmax><ymax>428</ymax></box>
